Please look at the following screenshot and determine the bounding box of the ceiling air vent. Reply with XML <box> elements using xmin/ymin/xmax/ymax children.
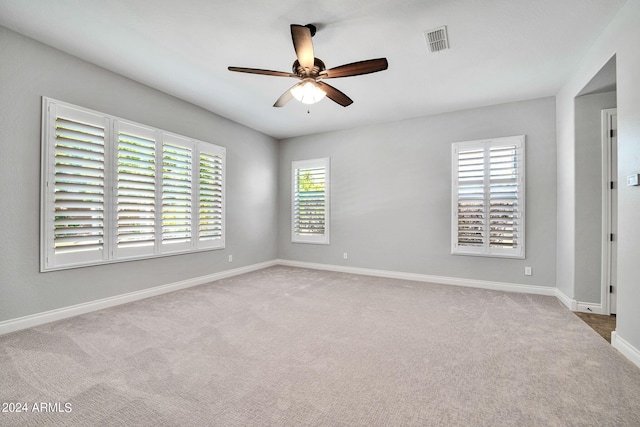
<box><xmin>424</xmin><ymin>26</ymin><xmax>449</xmax><ymax>53</ymax></box>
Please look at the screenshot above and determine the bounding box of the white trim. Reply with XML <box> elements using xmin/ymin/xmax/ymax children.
<box><xmin>1</xmin><ymin>259</ymin><xmax>555</xmax><ymax>337</ymax></box>
<box><xmin>0</xmin><ymin>260</ymin><xmax>277</xmax><ymax>336</ymax></box>
<box><xmin>553</xmin><ymin>289</ymin><xmax>602</xmax><ymax>313</ymax></box>
<box><xmin>612</xmin><ymin>332</ymin><xmax>640</xmax><ymax>370</ymax></box>
<box><xmin>1</xmin><ymin>257</ymin><xmax>620</xmax><ymax>352</ymax></box>
<box><xmin>11</xmin><ymin>258</ymin><xmax>640</xmax><ymax>371</ymax></box>
<box><xmin>575</xmin><ymin>301</ymin><xmax>603</xmax><ymax>314</ymax></box>
<box><xmin>554</xmin><ymin>288</ymin><xmax>576</xmax><ymax>310</ymax></box>
<box><xmin>276</xmin><ymin>259</ymin><xmax>555</xmax><ymax>296</ymax></box>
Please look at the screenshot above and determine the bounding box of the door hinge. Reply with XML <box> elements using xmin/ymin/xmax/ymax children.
<box><xmin>610</xmin><ymin>285</ymin><xmax>614</xmax><ymax>293</ymax></box>
<box><xmin>610</xmin><ymin>181</ymin><xmax>614</xmax><ymax>190</ymax></box>
<box><xmin>610</xmin><ymin>129</ymin><xmax>616</xmax><ymax>138</ymax></box>
<box><xmin>610</xmin><ymin>233</ymin><xmax>615</xmax><ymax>242</ymax></box>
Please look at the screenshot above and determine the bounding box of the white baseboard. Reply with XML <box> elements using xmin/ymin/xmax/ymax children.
<box><xmin>575</xmin><ymin>301</ymin><xmax>602</xmax><ymax>314</ymax></box>
<box><xmin>276</xmin><ymin>259</ymin><xmax>556</xmax><ymax>296</ymax></box>
<box><xmin>6</xmin><ymin>257</ymin><xmax>640</xmax><ymax>371</ymax></box>
<box><xmin>0</xmin><ymin>260</ymin><xmax>277</xmax><ymax>336</ymax></box>
<box><xmin>555</xmin><ymin>288</ymin><xmax>576</xmax><ymax>310</ymax></box>
<box><xmin>0</xmin><ymin>258</ymin><xmax>613</xmax><ymax>343</ymax></box>
<box><xmin>553</xmin><ymin>289</ymin><xmax>603</xmax><ymax>314</ymax></box>
<box><xmin>612</xmin><ymin>331</ymin><xmax>640</xmax><ymax>370</ymax></box>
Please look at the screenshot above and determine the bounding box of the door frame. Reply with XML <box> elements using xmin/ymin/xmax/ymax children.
<box><xmin>601</xmin><ymin>108</ymin><xmax>617</xmax><ymax>315</ymax></box>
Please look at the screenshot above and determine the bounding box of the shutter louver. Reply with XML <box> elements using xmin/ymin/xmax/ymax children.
<box><xmin>162</xmin><ymin>142</ymin><xmax>192</xmax><ymax>245</ymax></box>
<box><xmin>198</xmin><ymin>152</ymin><xmax>223</xmax><ymax>242</ymax></box>
<box><xmin>53</xmin><ymin>116</ymin><xmax>105</xmax><ymax>254</ymax></box>
<box><xmin>294</xmin><ymin>166</ymin><xmax>326</xmax><ymax>236</ymax></box>
<box><xmin>117</xmin><ymin>128</ymin><xmax>156</xmax><ymax>250</ymax></box>
<box><xmin>489</xmin><ymin>145</ymin><xmax>519</xmax><ymax>249</ymax></box>
<box><xmin>457</xmin><ymin>148</ymin><xmax>485</xmax><ymax>247</ymax></box>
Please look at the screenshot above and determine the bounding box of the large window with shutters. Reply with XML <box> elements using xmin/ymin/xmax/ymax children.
<box><xmin>291</xmin><ymin>158</ymin><xmax>330</xmax><ymax>244</ymax></box>
<box><xmin>451</xmin><ymin>135</ymin><xmax>525</xmax><ymax>258</ymax></box>
<box><xmin>41</xmin><ymin>98</ymin><xmax>225</xmax><ymax>271</ymax></box>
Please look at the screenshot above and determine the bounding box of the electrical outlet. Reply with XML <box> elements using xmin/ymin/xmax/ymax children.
<box><xmin>524</xmin><ymin>266</ymin><xmax>532</xmax><ymax>276</ymax></box>
<box><xmin>343</xmin><ymin>252</ymin><xmax>348</xmax><ymax>260</ymax></box>
<box><xmin>228</xmin><ymin>255</ymin><xmax>233</xmax><ymax>263</ymax></box>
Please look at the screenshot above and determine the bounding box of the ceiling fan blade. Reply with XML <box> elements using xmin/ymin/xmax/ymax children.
<box><xmin>316</xmin><ymin>82</ymin><xmax>353</xmax><ymax>107</ymax></box>
<box><xmin>273</xmin><ymin>82</ymin><xmax>304</xmax><ymax>107</ymax></box>
<box><xmin>228</xmin><ymin>67</ymin><xmax>297</xmax><ymax>78</ymax></box>
<box><xmin>321</xmin><ymin>58</ymin><xmax>388</xmax><ymax>79</ymax></box>
<box><xmin>290</xmin><ymin>24</ymin><xmax>315</xmax><ymax>71</ymax></box>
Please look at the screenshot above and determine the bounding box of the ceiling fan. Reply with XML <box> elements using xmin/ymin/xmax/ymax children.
<box><xmin>228</xmin><ymin>24</ymin><xmax>388</xmax><ymax>108</ymax></box>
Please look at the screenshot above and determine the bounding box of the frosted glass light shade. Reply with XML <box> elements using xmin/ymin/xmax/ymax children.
<box><xmin>291</xmin><ymin>80</ymin><xmax>326</xmax><ymax>105</ymax></box>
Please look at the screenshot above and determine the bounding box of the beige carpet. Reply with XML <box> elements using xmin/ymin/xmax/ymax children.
<box><xmin>1</xmin><ymin>266</ymin><xmax>640</xmax><ymax>426</ymax></box>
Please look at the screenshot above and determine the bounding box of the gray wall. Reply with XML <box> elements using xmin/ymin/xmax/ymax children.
<box><xmin>556</xmin><ymin>0</ymin><xmax>640</xmax><ymax>353</ymax></box>
<box><xmin>574</xmin><ymin>91</ymin><xmax>616</xmax><ymax>303</ymax></box>
<box><xmin>279</xmin><ymin>97</ymin><xmax>557</xmax><ymax>287</ymax></box>
<box><xmin>0</xmin><ymin>26</ymin><xmax>279</xmax><ymax>322</ymax></box>
<box><xmin>614</xmin><ymin>0</ymin><xmax>640</xmax><ymax>351</ymax></box>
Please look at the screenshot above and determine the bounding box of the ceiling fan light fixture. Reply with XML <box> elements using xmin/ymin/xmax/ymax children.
<box><xmin>291</xmin><ymin>79</ymin><xmax>326</xmax><ymax>105</ymax></box>
<box><xmin>228</xmin><ymin>24</ymin><xmax>387</xmax><ymax>108</ymax></box>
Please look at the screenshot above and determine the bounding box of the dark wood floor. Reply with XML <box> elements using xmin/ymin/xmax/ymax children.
<box><xmin>574</xmin><ymin>312</ymin><xmax>616</xmax><ymax>343</ymax></box>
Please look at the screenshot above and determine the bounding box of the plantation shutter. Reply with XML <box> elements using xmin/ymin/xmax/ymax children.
<box><xmin>44</xmin><ymin>103</ymin><xmax>109</xmax><ymax>269</ymax></box>
<box><xmin>292</xmin><ymin>158</ymin><xmax>330</xmax><ymax>244</ymax></box>
<box><xmin>161</xmin><ymin>134</ymin><xmax>193</xmax><ymax>252</ymax></box>
<box><xmin>42</xmin><ymin>98</ymin><xmax>226</xmax><ymax>271</ymax></box>
<box><xmin>452</xmin><ymin>136</ymin><xmax>524</xmax><ymax>258</ymax></box>
<box><xmin>197</xmin><ymin>147</ymin><xmax>225</xmax><ymax>248</ymax></box>
<box><xmin>115</xmin><ymin>121</ymin><xmax>157</xmax><ymax>257</ymax></box>
<box><xmin>295</xmin><ymin>167</ymin><xmax>326</xmax><ymax>235</ymax></box>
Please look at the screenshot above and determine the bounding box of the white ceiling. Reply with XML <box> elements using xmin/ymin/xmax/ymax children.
<box><xmin>0</xmin><ymin>0</ymin><xmax>626</xmax><ymax>139</ymax></box>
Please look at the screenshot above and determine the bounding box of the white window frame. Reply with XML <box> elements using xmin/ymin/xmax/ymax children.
<box><xmin>451</xmin><ymin>135</ymin><xmax>525</xmax><ymax>259</ymax></box>
<box><xmin>291</xmin><ymin>158</ymin><xmax>330</xmax><ymax>245</ymax></box>
<box><xmin>41</xmin><ymin>97</ymin><xmax>225</xmax><ymax>271</ymax></box>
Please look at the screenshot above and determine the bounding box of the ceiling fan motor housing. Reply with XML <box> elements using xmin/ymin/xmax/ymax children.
<box><xmin>293</xmin><ymin>58</ymin><xmax>326</xmax><ymax>77</ymax></box>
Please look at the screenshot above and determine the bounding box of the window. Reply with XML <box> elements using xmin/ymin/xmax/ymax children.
<box><xmin>451</xmin><ymin>135</ymin><xmax>525</xmax><ymax>258</ymax></box>
<box><xmin>41</xmin><ymin>98</ymin><xmax>225</xmax><ymax>271</ymax></box>
<box><xmin>292</xmin><ymin>158</ymin><xmax>330</xmax><ymax>244</ymax></box>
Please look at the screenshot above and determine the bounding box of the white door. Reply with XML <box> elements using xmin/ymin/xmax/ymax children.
<box><xmin>610</xmin><ymin>112</ymin><xmax>617</xmax><ymax>314</ymax></box>
<box><xmin>602</xmin><ymin>108</ymin><xmax>617</xmax><ymax>315</ymax></box>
